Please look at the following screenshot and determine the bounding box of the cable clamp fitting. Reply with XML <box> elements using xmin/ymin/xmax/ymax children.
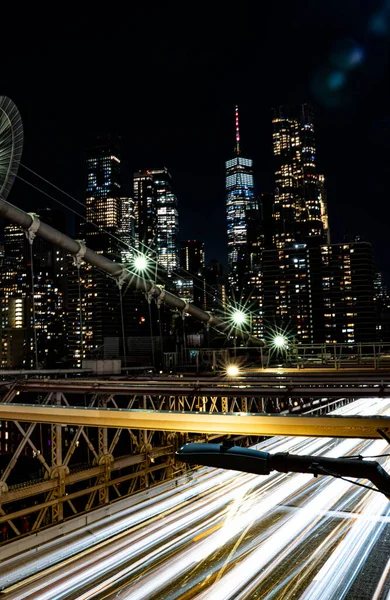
<box><xmin>73</xmin><ymin>240</ymin><xmax>87</xmax><ymax>268</ymax></box>
<box><xmin>205</xmin><ymin>312</ymin><xmax>215</xmax><ymax>331</ymax></box>
<box><xmin>156</xmin><ymin>286</ymin><xmax>166</xmax><ymax>307</ymax></box>
<box><xmin>115</xmin><ymin>267</ymin><xmax>128</xmax><ymax>289</ymax></box>
<box><xmin>25</xmin><ymin>213</ymin><xmax>40</xmax><ymax>244</ymax></box>
<box><xmin>145</xmin><ymin>284</ymin><xmax>158</xmax><ymax>304</ymax></box>
<box><xmin>181</xmin><ymin>303</ymin><xmax>191</xmax><ymax>319</ymax></box>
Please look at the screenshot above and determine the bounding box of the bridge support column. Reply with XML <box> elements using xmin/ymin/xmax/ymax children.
<box><xmin>98</xmin><ymin>396</ymin><xmax>111</xmax><ymax>505</ymax></box>
<box><xmin>50</xmin><ymin>392</ymin><xmax>67</xmax><ymax>523</ymax></box>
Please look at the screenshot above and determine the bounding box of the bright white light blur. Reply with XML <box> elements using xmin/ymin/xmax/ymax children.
<box><xmin>273</xmin><ymin>334</ymin><xmax>287</xmax><ymax>348</ymax></box>
<box><xmin>133</xmin><ymin>255</ymin><xmax>148</xmax><ymax>271</ymax></box>
<box><xmin>6</xmin><ymin>398</ymin><xmax>390</xmax><ymax>600</ymax></box>
<box><xmin>232</xmin><ymin>310</ymin><xmax>246</xmax><ymax>325</ymax></box>
<box><xmin>227</xmin><ymin>365</ymin><xmax>239</xmax><ymax>377</ymax></box>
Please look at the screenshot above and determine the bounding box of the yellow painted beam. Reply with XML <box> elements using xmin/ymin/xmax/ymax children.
<box><xmin>0</xmin><ymin>404</ymin><xmax>389</xmax><ymax>439</ymax></box>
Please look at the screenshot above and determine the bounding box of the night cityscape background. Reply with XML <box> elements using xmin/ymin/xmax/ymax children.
<box><xmin>3</xmin><ymin>1</ymin><xmax>390</xmax><ymax>270</ymax></box>
<box><xmin>1</xmin><ymin>1</ymin><xmax>390</xmax><ymax>370</ymax></box>
<box><xmin>2</xmin><ymin>4</ymin><xmax>390</xmax><ymax>597</ymax></box>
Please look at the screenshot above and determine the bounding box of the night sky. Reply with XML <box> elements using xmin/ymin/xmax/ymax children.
<box><xmin>3</xmin><ymin>2</ymin><xmax>390</xmax><ymax>279</ymax></box>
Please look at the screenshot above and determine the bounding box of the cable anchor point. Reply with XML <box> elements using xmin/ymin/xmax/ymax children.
<box><xmin>25</xmin><ymin>213</ymin><xmax>40</xmax><ymax>244</ymax></box>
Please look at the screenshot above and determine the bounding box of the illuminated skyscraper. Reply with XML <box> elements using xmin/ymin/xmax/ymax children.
<box><xmin>118</xmin><ymin>197</ymin><xmax>135</xmax><ymax>262</ymax></box>
<box><xmin>0</xmin><ymin>225</ymin><xmax>27</xmax><ymax>367</ymax></box>
<box><xmin>180</xmin><ymin>240</ymin><xmax>205</xmax><ymax>277</ymax></box>
<box><xmin>180</xmin><ymin>240</ymin><xmax>205</xmax><ymax>308</ymax></box>
<box><xmin>318</xmin><ymin>174</ymin><xmax>330</xmax><ymax>244</ymax></box>
<box><xmin>272</xmin><ymin>104</ymin><xmax>328</xmax><ymax>248</ymax></box>
<box><xmin>69</xmin><ymin>137</ymin><xmax>122</xmax><ymax>366</ymax></box>
<box><xmin>150</xmin><ymin>168</ymin><xmax>179</xmax><ymax>275</ymax></box>
<box><xmin>261</xmin><ymin>240</ymin><xmax>375</xmax><ymax>344</ymax></box>
<box><xmin>320</xmin><ymin>241</ymin><xmax>375</xmax><ymax>343</ymax></box>
<box><xmin>225</xmin><ymin>106</ymin><xmax>258</xmax><ymax>293</ymax></box>
<box><xmin>133</xmin><ymin>171</ymin><xmax>157</xmax><ymax>255</ymax></box>
<box><xmin>85</xmin><ymin>136</ymin><xmax>121</xmax><ymax>256</ymax></box>
<box><xmin>0</xmin><ymin>211</ymin><xmax>66</xmax><ymax>368</ymax></box>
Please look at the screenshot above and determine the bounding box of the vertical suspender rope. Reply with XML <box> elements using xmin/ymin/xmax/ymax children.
<box><xmin>148</xmin><ymin>298</ymin><xmax>156</xmax><ymax>369</ymax></box>
<box><xmin>157</xmin><ymin>303</ymin><xmax>164</xmax><ymax>369</ymax></box>
<box><xmin>77</xmin><ymin>267</ymin><xmax>83</xmax><ymax>364</ymax></box>
<box><xmin>119</xmin><ymin>284</ymin><xmax>127</xmax><ymax>366</ymax></box>
<box><xmin>74</xmin><ymin>241</ymin><xmax>87</xmax><ymax>367</ymax></box>
<box><xmin>25</xmin><ymin>213</ymin><xmax>40</xmax><ymax>370</ymax></box>
<box><xmin>157</xmin><ymin>287</ymin><xmax>166</xmax><ymax>371</ymax></box>
<box><xmin>115</xmin><ymin>269</ymin><xmax>128</xmax><ymax>368</ymax></box>
<box><xmin>182</xmin><ymin>304</ymin><xmax>190</xmax><ymax>362</ymax></box>
<box><xmin>29</xmin><ymin>244</ymin><xmax>39</xmax><ymax>370</ymax></box>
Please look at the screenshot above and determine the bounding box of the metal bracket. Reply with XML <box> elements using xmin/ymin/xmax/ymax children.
<box><xmin>205</xmin><ymin>312</ymin><xmax>214</xmax><ymax>331</ymax></box>
<box><xmin>73</xmin><ymin>240</ymin><xmax>87</xmax><ymax>268</ymax></box>
<box><xmin>377</xmin><ymin>428</ymin><xmax>390</xmax><ymax>445</ymax></box>
<box><xmin>145</xmin><ymin>285</ymin><xmax>158</xmax><ymax>304</ymax></box>
<box><xmin>156</xmin><ymin>287</ymin><xmax>166</xmax><ymax>308</ymax></box>
<box><xmin>115</xmin><ymin>267</ymin><xmax>128</xmax><ymax>289</ymax></box>
<box><xmin>25</xmin><ymin>213</ymin><xmax>40</xmax><ymax>244</ymax></box>
<box><xmin>181</xmin><ymin>303</ymin><xmax>191</xmax><ymax>319</ymax></box>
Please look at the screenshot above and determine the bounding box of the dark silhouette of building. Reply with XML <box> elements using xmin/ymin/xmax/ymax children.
<box><xmin>261</xmin><ymin>240</ymin><xmax>375</xmax><ymax>344</ymax></box>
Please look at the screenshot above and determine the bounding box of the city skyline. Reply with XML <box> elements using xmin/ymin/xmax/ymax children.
<box><xmin>3</xmin><ymin>1</ymin><xmax>390</xmax><ymax>281</ymax></box>
<box><xmin>1</xmin><ymin>100</ymin><xmax>385</xmax><ymax>276</ymax></box>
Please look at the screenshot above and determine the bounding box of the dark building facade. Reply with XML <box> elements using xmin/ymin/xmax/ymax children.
<box><xmin>180</xmin><ymin>240</ymin><xmax>205</xmax><ymax>308</ymax></box>
<box><xmin>0</xmin><ymin>210</ymin><xmax>67</xmax><ymax>368</ymax></box>
<box><xmin>180</xmin><ymin>240</ymin><xmax>205</xmax><ymax>278</ymax></box>
<box><xmin>320</xmin><ymin>241</ymin><xmax>375</xmax><ymax>344</ymax></box>
<box><xmin>261</xmin><ymin>241</ymin><xmax>375</xmax><ymax>345</ymax></box>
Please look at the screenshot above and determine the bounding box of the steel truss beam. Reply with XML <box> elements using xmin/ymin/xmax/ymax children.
<box><xmin>8</xmin><ymin>379</ymin><xmax>390</xmax><ymax>397</ymax></box>
<box><xmin>1</xmin><ymin>386</ymin><xmax>244</xmax><ymax>543</ymax></box>
<box><xmin>1</xmin><ymin>403</ymin><xmax>389</xmax><ymax>439</ymax></box>
<box><xmin>0</xmin><ymin>379</ymin><xmax>369</xmax><ymax>544</ymax></box>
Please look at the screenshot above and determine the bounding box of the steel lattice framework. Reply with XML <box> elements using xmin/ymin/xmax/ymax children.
<box><xmin>0</xmin><ymin>379</ymin><xmax>271</xmax><ymax>540</ymax></box>
<box><xmin>0</xmin><ymin>96</ymin><xmax>23</xmax><ymax>200</ymax></box>
<box><xmin>1</xmin><ymin>374</ymin><xmax>387</xmax><ymax>542</ymax></box>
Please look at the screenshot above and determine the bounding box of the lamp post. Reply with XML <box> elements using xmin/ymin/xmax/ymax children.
<box><xmin>231</xmin><ymin>310</ymin><xmax>247</xmax><ymax>357</ymax></box>
<box><xmin>132</xmin><ymin>253</ymin><xmax>156</xmax><ymax>367</ymax></box>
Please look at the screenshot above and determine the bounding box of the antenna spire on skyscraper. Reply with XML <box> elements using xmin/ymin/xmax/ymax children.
<box><xmin>235</xmin><ymin>105</ymin><xmax>240</xmax><ymax>156</ymax></box>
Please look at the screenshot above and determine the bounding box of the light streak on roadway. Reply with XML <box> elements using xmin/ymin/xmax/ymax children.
<box><xmin>1</xmin><ymin>397</ymin><xmax>390</xmax><ymax>599</ymax></box>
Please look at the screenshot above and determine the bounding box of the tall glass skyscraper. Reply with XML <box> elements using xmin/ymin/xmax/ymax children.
<box><xmin>118</xmin><ymin>197</ymin><xmax>135</xmax><ymax>262</ymax></box>
<box><xmin>150</xmin><ymin>168</ymin><xmax>179</xmax><ymax>276</ymax></box>
<box><xmin>69</xmin><ymin>136</ymin><xmax>122</xmax><ymax>366</ymax></box>
<box><xmin>85</xmin><ymin>136</ymin><xmax>121</xmax><ymax>256</ymax></box>
<box><xmin>225</xmin><ymin>106</ymin><xmax>257</xmax><ymax>293</ymax></box>
<box><xmin>133</xmin><ymin>171</ymin><xmax>157</xmax><ymax>255</ymax></box>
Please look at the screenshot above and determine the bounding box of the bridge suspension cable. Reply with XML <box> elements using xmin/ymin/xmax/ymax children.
<box><xmin>18</xmin><ymin>163</ymin><xmax>242</xmax><ymax>318</ymax></box>
<box><xmin>0</xmin><ymin>194</ymin><xmax>263</xmax><ymax>346</ymax></box>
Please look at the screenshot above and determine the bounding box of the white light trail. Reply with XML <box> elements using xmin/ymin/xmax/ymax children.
<box><xmin>3</xmin><ymin>397</ymin><xmax>390</xmax><ymax>600</ymax></box>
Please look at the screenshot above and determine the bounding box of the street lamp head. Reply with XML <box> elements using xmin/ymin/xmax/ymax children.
<box><xmin>133</xmin><ymin>255</ymin><xmax>148</xmax><ymax>272</ymax></box>
<box><xmin>232</xmin><ymin>310</ymin><xmax>246</xmax><ymax>325</ymax></box>
<box><xmin>273</xmin><ymin>334</ymin><xmax>287</xmax><ymax>348</ymax></box>
<box><xmin>226</xmin><ymin>364</ymin><xmax>240</xmax><ymax>377</ymax></box>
